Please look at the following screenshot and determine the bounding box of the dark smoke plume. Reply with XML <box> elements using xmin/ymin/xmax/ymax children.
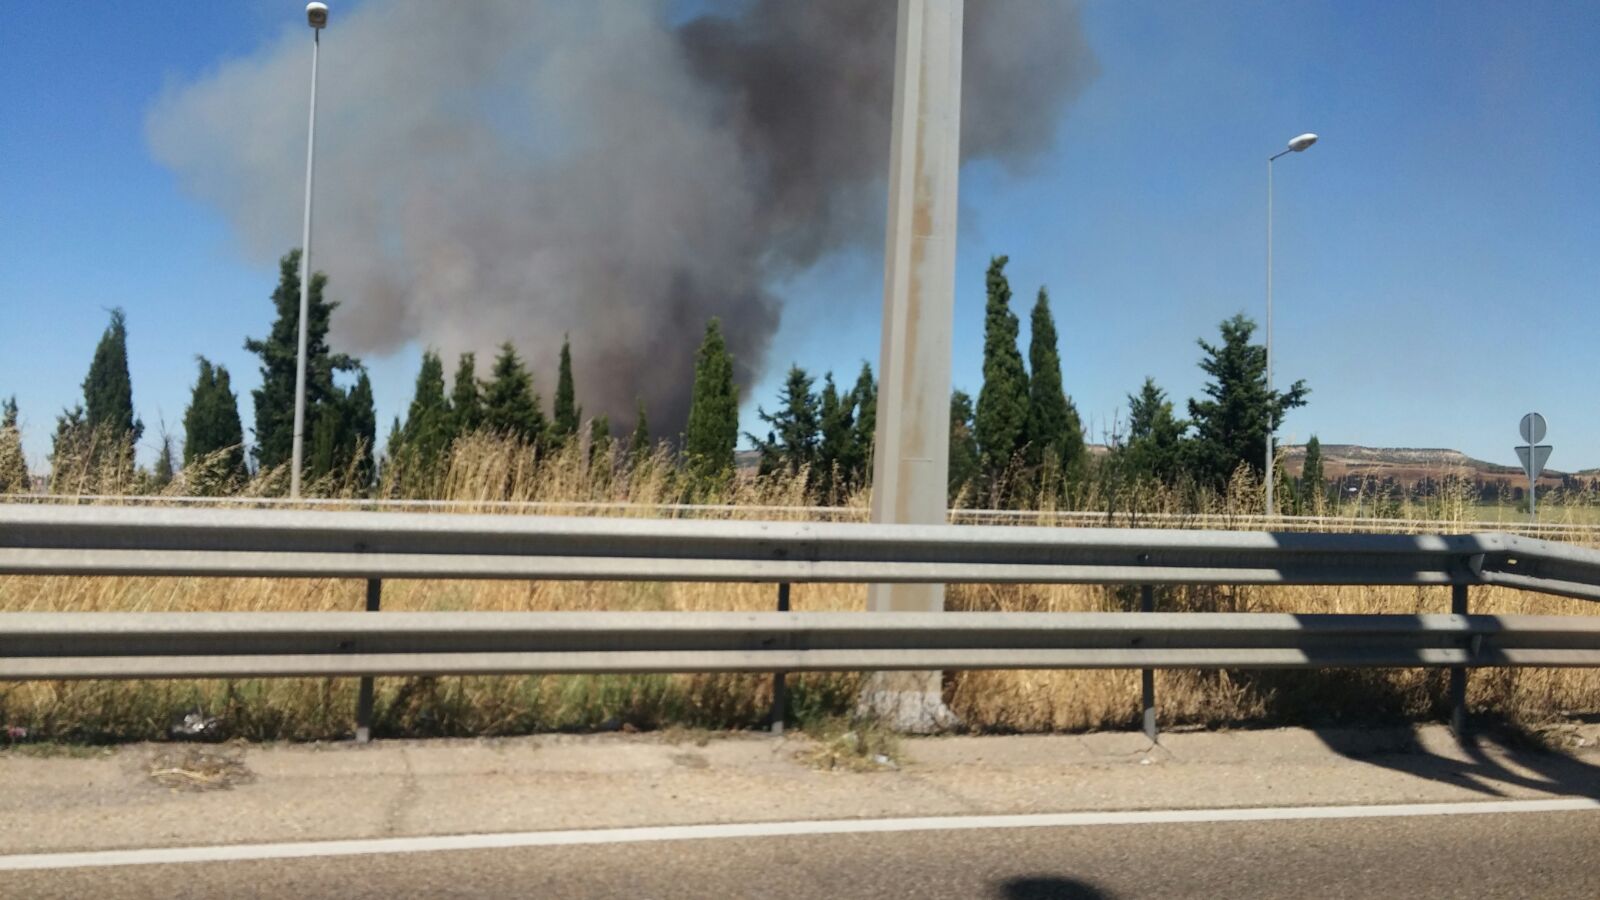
<box><xmin>148</xmin><ymin>1</ymin><xmax>1095</xmax><ymax>432</ymax></box>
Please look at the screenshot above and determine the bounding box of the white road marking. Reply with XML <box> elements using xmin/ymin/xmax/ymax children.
<box><xmin>3</xmin><ymin>797</ymin><xmax>1596</xmax><ymax>871</ymax></box>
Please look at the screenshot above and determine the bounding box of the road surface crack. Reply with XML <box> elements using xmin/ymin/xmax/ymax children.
<box><xmin>381</xmin><ymin>747</ymin><xmax>421</xmax><ymax>836</ymax></box>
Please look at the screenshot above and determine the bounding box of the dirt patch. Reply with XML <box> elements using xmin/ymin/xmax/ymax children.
<box><xmin>656</xmin><ymin>727</ymin><xmax>716</xmax><ymax>748</ymax></box>
<box><xmin>147</xmin><ymin>746</ymin><xmax>254</xmax><ymax>792</ymax></box>
<box><xmin>670</xmin><ymin>752</ymin><xmax>711</xmax><ymax>770</ymax></box>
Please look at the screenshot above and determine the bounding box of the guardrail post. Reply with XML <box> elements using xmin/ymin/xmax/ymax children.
<box><xmin>1449</xmin><ymin>582</ymin><xmax>1469</xmax><ymax>737</ymax></box>
<box><xmin>770</xmin><ymin>582</ymin><xmax>791</xmax><ymax>735</ymax></box>
<box><xmin>354</xmin><ymin>578</ymin><xmax>381</xmax><ymax>743</ymax></box>
<box><xmin>1140</xmin><ymin>584</ymin><xmax>1158</xmax><ymax>743</ymax></box>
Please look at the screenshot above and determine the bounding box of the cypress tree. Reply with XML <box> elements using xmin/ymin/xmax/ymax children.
<box><xmin>753</xmin><ymin>429</ymin><xmax>779</xmax><ymax>476</ymax></box>
<box><xmin>975</xmin><ymin>256</ymin><xmax>1030</xmax><ymax>483</ymax></box>
<box><xmin>308</xmin><ymin>369</ymin><xmax>376</xmax><ymax>488</ymax></box>
<box><xmin>151</xmin><ymin>434</ymin><xmax>176</xmax><ymax>490</ymax></box>
<box><xmin>70</xmin><ymin>308</ymin><xmax>143</xmax><ymax>485</ymax></box>
<box><xmin>1301</xmin><ymin>435</ymin><xmax>1325</xmax><ymax>512</ymax></box>
<box><xmin>399</xmin><ymin>350</ymin><xmax>453</xmax><ymax>472</ymax></box>
<box><xmin>1122</xmin><ymin>377</ymin><xmax>1187</xmax><ymax>483</ymax></box>
<box><xmin>1024</xmin><ymin>287</ymin><xmax>1086</xmax><ymax>479</ymax></box>
<box><xmin>345</xmin><ymin>371</ymin><xmax>377</xmax><ymax>488</ymax></box>
<box><xmin>245</xmin><ymin>250</ymin><xmax>356</xmax><ymax>471</ymax></box>
<box><xmin>182</xmin><ymin>357</ymin><xmax>247</xmax><ymax>487</ymax></box>
<box><xmin>0</xmin><ymin>397</ymin><xmax>28</xmax><ymax>493</ymax></box>
<box><xmin>1186</xmin><ymin>314</ymin><xmax>1309</xmax><ymax>488</ymax></box>
<box><xmin>450</xmin><ymin>352</ymin><xmax>483</xmax><ymax>437</ymax></box>
<box><xmin>48</xmin><ymin>405</ymin><xmax>90</xmax><ymax>493</ymax></box>
<box><xmin>684</xmin><ymin>318</ymin><xmax>739</xmax><ymax>485</ymax></box>
<box><xmin>628</xmin><ymin>398</ymin><xmax>651</xmax><ymax>461</ymax></box>
<box><xmin>589</xmin><ymin>416</ymin><xmax>612</xmax><ymax>466</ymax></box>
<box><xmin>816</xmin><ymin>373</ymin><xmax>855</xmax><ymax>497</ymax></box>
<box><xmin>82</xmin><ymin>308</ymin><xmax>143</xmax><ymax>444</ymax></box>
<box><xmin>383</xmin><ymin>416</ymin><xmax>403</xmax><ymax>468</ymax></box>
<box><xmin>948</xmin><ymin>390</ymin><xmax>980</xmax><ymax>500</ymax></box>
<box><xmin>847</xmin><ymin>362</ymin><xmax>876</xmax><ymax>487</ymax></box>
<box><xmin>482</xmin><ymin>342</ymin><xmax>546</xmax><ymax>444</ymax></box>
<box><xmin>552</xmin><ymin>336</ymin><xmax>581</xmax><ymax>445</ymax></box>
<box><xmin>308</xmin><ymin>402</ymin><xmax>367</xmax><ymax>489</ymax></box>
<box><xmin>309</xmin><ymin>404</ymin><xmax>340</xmax><ymax>483</ymax></box>
<box><xmin>748</xmin><ymin>365</ymin><xmax>820</xmax><ymax>479</ymax></box>
<box><xmin>210</xmin><ymin>364</ymin><xmax>246</xmax><ymax>469</ymax></box>
<box><xmin>1274</xmin><ymin>447</ymin><xmax>1296</xmax><ymax>515</ymax></box>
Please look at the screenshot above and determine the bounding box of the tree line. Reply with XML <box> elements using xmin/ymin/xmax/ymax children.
<box><xmin>953</xmin><ymin>255</ymin><xmax>1312</xmax><ymax>509</ymax></box>
<box><xmin>2</xmin><ymin>246</ymin><xmax>1334</xmax><ymax>511</ymax></box>
<box><xmin>0</xmin><ymin>247</ymin><xmax>752</xmax><ymax>498</ymax></box>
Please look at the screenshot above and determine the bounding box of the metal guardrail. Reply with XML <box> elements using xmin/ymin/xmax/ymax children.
<box><xmin>4</xmin><ymin>504</ymin><xmax>1600</xmax><ymax>739</ymax></box>
<box><xmin>4</xmin><ymin>505</ymin><xmax>1600</xmax><ymax>600</ymax></box>
<box><xmin>3</xmin><ymin>611</ymin><xmax>1599</xmax><ymax>680</ymax></box>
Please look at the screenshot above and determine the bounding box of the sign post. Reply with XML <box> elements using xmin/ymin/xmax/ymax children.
<box><xmin>1515</xmin><ymin>413</ymin><xmax>1552</xmax><ymax>523</ymax></box>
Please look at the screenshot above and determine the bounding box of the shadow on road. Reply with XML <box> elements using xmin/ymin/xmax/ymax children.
<box><xmin>1311</xmin><ymin>717</ymin><xmax>1600</xmax><ymax>800</ymax></box>
<box><xmin>996</xmin><ymin>875</ymin><xmax>1115</xmax><ymax>900</ymax></box>
<box><xmin>1231</xmin><ymin>660</ymin><xmax>1600</xmax><ymax>800</ymax></box>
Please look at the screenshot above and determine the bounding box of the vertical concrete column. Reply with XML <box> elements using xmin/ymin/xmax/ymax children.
<box><xmin>862</xmin><ymin>0</ymin><xmax>964</xmax><ymax>732</ymax></box>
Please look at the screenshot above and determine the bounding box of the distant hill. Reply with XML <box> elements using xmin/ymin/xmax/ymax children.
<box><xmin>1082</xmin><ymin>442</ymin><xmax>1595</xmax><ymax>487</ymax></box>
<box><xmin>1279</xmin><ymin>444</ymin><xmax>1594</xmax><ymax>487</ymax></box>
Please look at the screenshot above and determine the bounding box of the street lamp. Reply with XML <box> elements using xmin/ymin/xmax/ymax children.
<box><xmin>290</xmin><ymin>2</ymin><xmax>329</xmax><ymax>498</ymax></box>
<box><xmin>1264</xmin><ymin>131</ymin><xmax>1317</xmax><ymax>517</ymax></box>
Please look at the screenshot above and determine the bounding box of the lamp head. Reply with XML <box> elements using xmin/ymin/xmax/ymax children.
<box><xmin>1287</xmin><ymin>133</ymin><xmax>1318</xmax><ymax>152</ymax></box>
<box><xmin>307</xmin><ymin>2</ymin><xmax>329</xmax><ymax>29</ymax></box>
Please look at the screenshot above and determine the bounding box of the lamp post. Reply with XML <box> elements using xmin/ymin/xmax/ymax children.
<box><xmin>1264</xmin><ymin>131</ymin><xmax>1317</xmax><ymax>517</ymax></box>
<box><xmin>290</xmin><ymin>2</ymin><xmax>329</xmax><ymax>498</ymax></box>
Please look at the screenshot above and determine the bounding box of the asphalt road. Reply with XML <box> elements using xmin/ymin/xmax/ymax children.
<box><xmin>11</xmin><ymin>809</ymin><xmax>1598</xmax><ymax>899</ymax></box>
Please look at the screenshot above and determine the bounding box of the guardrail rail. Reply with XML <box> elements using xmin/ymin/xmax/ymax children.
<box><xmin>4</xmin><ymin>504</ymin><xmax>1600</xmax><ymax>741</ymax></box>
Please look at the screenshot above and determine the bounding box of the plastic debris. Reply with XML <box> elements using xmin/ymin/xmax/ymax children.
<box><xmin>167</xmin><ymin>710</ymin><xmax>227</xmax><ymax>743</ymax></box>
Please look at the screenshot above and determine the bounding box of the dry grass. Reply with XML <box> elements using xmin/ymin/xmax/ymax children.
<box><xmin>2</xmin><ymin>432</ymin><xmax>1598</xmax><ymax>743</ymax></box>
<box><xmin>946</xmin><ymin>582</ymin><xmax>1600</xmax><ymax>733</ymax></box>
<box><xmin>798</xmin><ymin>716</ymin><xmax>904</xmax><ymax>772</ymax></box>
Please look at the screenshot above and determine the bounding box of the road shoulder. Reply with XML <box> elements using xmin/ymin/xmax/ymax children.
<box><xmin>1</xmin><ymin>723</ymin><xmax>1595</xmax><ymax>856</ymax></box>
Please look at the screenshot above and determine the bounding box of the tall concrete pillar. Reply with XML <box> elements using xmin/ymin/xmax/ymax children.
<box><xmin>861</xmin><ymin>0</ymin><xmax>963</xmax><ymax>732</ymax></box>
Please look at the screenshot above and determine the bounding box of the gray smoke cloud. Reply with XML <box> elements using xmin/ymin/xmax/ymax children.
<box><xmin>148</xmin><ymin>0</ymin><xmax>1095</xmax><ymax>432</ymax></box>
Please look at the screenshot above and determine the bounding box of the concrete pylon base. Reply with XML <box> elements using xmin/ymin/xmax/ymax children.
<box><xmin>858</xmin><ymin>672</ymin><xmax>961</xmax><ymax>734</ymax></box>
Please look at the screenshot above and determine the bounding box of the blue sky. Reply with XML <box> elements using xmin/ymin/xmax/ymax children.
<box><xmin>2</xmin><ymin>1</ymin><xmax>1597</xmax><ymax>474</ymax></box>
